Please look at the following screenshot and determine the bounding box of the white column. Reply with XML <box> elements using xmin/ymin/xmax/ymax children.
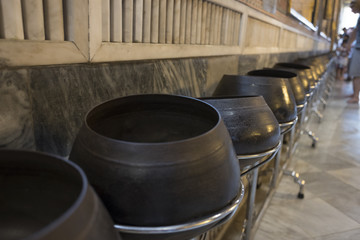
<box><xmin>65</xmin><ymin>0</ymin><xmax>89</xmax><ymax>59</ymax></box>
<box><xmin>89</xmin><ymin>0</ymin><xmax>102</xmax><ymax>59</ymax></box>
<box><xmin>179</xmin><ymin>0</ymin><xmax>186</xmax><ymax>44</ymax></box>
<box><xmin>0</xmin><ymin>0</ymin><xmax>24</xmax><ymax>39</ymax></box>
<box><xmin>123</xmin><ymin>0</ymin><xmax>133</xmax><ymax>42</ymax></box>
<box><xmin>102</xmin><ymin>0</ymin><xmax>110</xmax><ymax>41</ymax></box>
<box><xmin>214</xmin><ymin>6</ymin><xmax>220</xmax><ymax>45</ymax></box>
<box><xmin>205</xmin><ymin>3</ymin><xmax>211</xmax><ymax>44</ymax></box>
<box><xmin>133</xmin><ymin>0</ymin><xmax>143</xmax><ymax>43</ymax></box>
<box><xmin>217</xmin><ymin>8</ymin><xmax>223</xmax><ymax>45</ymax></box>
<box><xmin>228</xmin><ymin>10</ymin><xmax>234</xmax><ymax>45</ymax></box>
<box><xmin>190</xmin><ymin>0</ymin><xmax>197</xmax><ymax>44</ymax></box>
<box><xmin>166</xmin><ymin>0</ymin><xmax>174</xmax><ymax>43</ymax></box>
<box><xmin>151</xmin><ymin>0</ymin><xmax>159</xmax><ymax>43</ymax></box>
<box><xmin>173</xmin><ymin>0</ymin><xmax>181</xmax><ymax>44</ymax></box>
<box><xmin>185</xmin><ymin>0</ymin><xmax>192</xmax><ymax>44</ymax></box>
<box><xmin>143</xmin><ymin>0</ymin><xmax>151</xmax><ymax>43</ymax></box>
<box><xmin>234</xmin><ymin>12</ymin><xmax>241</xmax><ymax>46</ymax></box>
<box><xmin>200</xmin><ymin>1</ymin><xmax>207</xmax><ymax>45</ymax></box>
<box><xmin>195</xmin><ymin>0</ymin><xmax>202</xmax><ymax>44</ymax></box>
<box><xmin>209</xmin><ymin>4</ymin><xmax>216</xmax><ymax>44</ymax></box>
<box><xmin>22</xmin><ymin>0</ymin><xmax>45</xmax><ymax>40</ymax></box>
<box><xmin>110</xmin><ymin>0</ymin><xmax>122</xmax><ymax>42</ymax></box>
<box><xmin>221</xmin><ymin>9</ymin><xmax>229</xmax><ymax>45</ymax></box>
<box><xmin>44</xmin><ymin>0</ymin><xmax>64</xmax><ymax>40</ymax></box>
<box><xmin>159</xmin><ymin>0</ymin><xmax>166</xmax><ymax>43</ymax></box>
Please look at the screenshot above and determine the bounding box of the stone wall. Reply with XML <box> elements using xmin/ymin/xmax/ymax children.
<box><xmin>0</xmin><ymin>51</ymin><xmax>317</xmax><ymax>157</ymax></box>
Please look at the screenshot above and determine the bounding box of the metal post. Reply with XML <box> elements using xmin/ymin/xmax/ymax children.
<box><xmin>271</xmin><ymin>134</ymin><xmax>283</xmax><ymax>188</ymax></box>
<box><xmin>244</xmin><ymin>168</ymin><xmax>259</xmax><ymax>240</ymax></box>
<box><xmin>286</xmin><ymin>123</ymin><xmax>296</xmax><ymax>160</ymax></box>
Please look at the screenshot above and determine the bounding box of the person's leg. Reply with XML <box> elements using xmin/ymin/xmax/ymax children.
<box><xmin>347</xmin><ymin>49</ymin><xmax>360</xmax><ymax>101</ymax></box>
<box><xmin>340</xmin><ymin>67</ymin><xmax>345</xmax><ymax>81</ymax></box>
<box><xmin>336</xmin><ymin>66</ymin><xmax>341</xmax><ymax>80</ymax></box>
<box><xmin>347</xmin><ymin>76</ymin><xmax>360</xmax><ymax>103</ymax></box>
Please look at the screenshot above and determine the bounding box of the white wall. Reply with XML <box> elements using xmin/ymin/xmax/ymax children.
<box><xmin>0</xmin><ymin>0</ymin><xmax>331</xmax><ymax>67</ymax></box>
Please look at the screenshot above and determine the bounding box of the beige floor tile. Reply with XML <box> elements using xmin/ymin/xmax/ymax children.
<box><xmin>312</xmin><ymin>228</ymin><xmax>360</xmax><ymax>240</ymax></box>
<box><xmin>258</xmin><ymin>197</ymin><xmax>360</xmax><ymax>238</ymax></box>
<box><xmin>322</xmin><ymin>189</ymin><xmax>360</xmax><ymax>223</ymax></box>
<box><xmin>286</xmin><ymin>158</ymin><xmax>321</xmax><ymax>174</ymax></box>
<box><xmin>328</xmin><ymin>168</ymin><xmax>360</xmax><ymax>191</ymax></box>
<box><xmin>273</xmin><ymin>176</ymin><xmax>316</xmax><ymax>201</ymax></box>
<box><xmin>252</xmin><ymin>79</ymin><xmax>360</xmax><ymax>240</ymax></box>
<box><xmin>253</xmin><ymin>222</ymin><xmax>310</xmax><ymax>240</ymax></box>
<box><xmin>299</xmin><ymin>171</ymin><xmax>359</xmax><ymax>198</ymax></box>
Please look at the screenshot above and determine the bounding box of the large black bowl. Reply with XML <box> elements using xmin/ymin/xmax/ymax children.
<box><xmin>273</xmin><ymin>62</ymin><xmax>316</xmax><ymax>94</ymax></box>
<box><xmin>69</xmin><ymin>94</ymin><xmax>242</xmax><ymax>240</ymax></box>
<box><xmin>247</xmin><ymin>69</ymin><xmax>306</xmax><ymax>113</ymax></box>
<box><xmin>0</xmin><ymin>149</ymin><xmax>120</xmax><ymax>240</ymax></box>
<box><xmin>213</xmin><ymin>75</ymin><xmax>297</xmax><ymax>124</ymax></box>
<box><xmin>200</xmin><ymin>96</ymin><xmax>281</xmax><ymax>174</ymax></box>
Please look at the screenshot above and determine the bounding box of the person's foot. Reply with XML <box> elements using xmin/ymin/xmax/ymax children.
<box><xmin>347</xmin><ymin>94</ymin><xmax>354</xmax><ymax>98</ymax></box>
<box><xmin>347</xmin><ymin>98</ymin><xmax>359</xmax><ymax>103</ymax></box>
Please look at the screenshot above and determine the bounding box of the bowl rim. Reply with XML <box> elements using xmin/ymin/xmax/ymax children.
<box><xmin>247</xmin><ymin>69</ymin><xmax>297</xmax><ymax>78</ymax></box>
<box><xmin>82</xmin><ymin>94</ymin><xmax>224</xmax><ymax>145</ymax></box>
<box><xmin>0</xmin><ymin>149</ymin><xmax>89</xmax><ymax>240</ymax></box>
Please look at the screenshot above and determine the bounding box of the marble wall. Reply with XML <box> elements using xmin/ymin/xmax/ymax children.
<box><xmin>0</xmin><ymin>51</ymin><xmax>316</xmax><ymax>157</ymax></box>
<box><xmin>0</xmin><ymin>69</ymin><xmax>35</xmax><ymax>150</ymax></box>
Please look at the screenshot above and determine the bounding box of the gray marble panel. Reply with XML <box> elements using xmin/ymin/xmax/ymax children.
<box><xmin>206</xmin><ymin>56</ymin><xmax>239</xmax><ymax>96</ymax></box>
<box><xmin>269</xmin><ymin>52</ymin><xmax>302</xmax><ymax>67</ymax></box>
<box><xmin>256</xmin><ymin>54</ymin><xmax>273</xmax><ymax>69</ymax></box>
<box><xmin>0</xmin><ymin>68</ymin><xmax>35</xmax><ymax>150</ymax></box>
<box><xmin>30</xmin><ymin>65</ymin><xmax>101</xmax><ymax>157</ymax></box>
<box><xmin>275</xmin><ymin>53</ymin><xmax>292</xmax><ymax>63</ymax></box>
<box><xmin>273</xmin><ymin>175</ymin><xmax>316</xmax><ymax>202</ymax></box>
<box><xmin>299</xmin><ymin>151</ymin><xmax>357</xmax><ymax>171</ymax></box>
<box><xmin>287</xmin><ymin>157</ymin><xmax>321</xmax><ymax>174</ymax></box>
<box><xmin>152</xmin><ymin>58</ymin><xmax>207</xmax><ymax>97</ymax></box>
<box><xmin>255</xmin><ymin>197</ymin><xmax>359</xmax><ymax>239</ymax></box>
<box><xmin>328</xmin><ymin>167</ymin><xmax>360</xmax><ymax>191</ymax></box>
<box><xmin>299</xmin><ymin>171</ymin><xmax>360</xmax><ymax>199</ymax></box>
<box><xmin>322</xmin><ymin>187</ymin><xmax>360</xmax><ymax>223</ymax></box>
<box><xmin>100</xmin><ymin>61</ymin><xmax>155</xmax><ymax>97</ymax></box>
<box><xmin>313</xmin><ymin>228</ymin><xmax>360</xmax><ymax>240</ymax></box>
<box><xmin>25</xmin><ymin>52</ymin><xmax>312</xmax><ymax>157</ymax></box>
<box><xmin>238</xmin><ymin>55</ymin><xmax>260</xmax><ymax>75</ymax></box>
<box><xmin>254</xmin><ymin>217</ymin><xmax>310</xmax><ymax>240</ymax></box>
<box><xmin>239</xmin><ymin>53</ymin><xmax>281</xmax><ymax>72</ymax></box>
<box><xmin>248</xmin><ymin>52</ymin><xmax>317</xmax><ymax>72</ymax></box>
<box><xmin>29</xmin><ymin>62</ymin><xmax>155</xmax><ymax>157</ymax></box>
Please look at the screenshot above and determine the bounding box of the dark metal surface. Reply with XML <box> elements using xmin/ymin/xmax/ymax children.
<box><xmin>0</xmin><ymin>149</ymin><xmax>120</xmax><ymax>240</ymax></box>
<box><xmin>200</xmin><ymin>96</ymin><xmax>280</xmax><ymax>155</ymax></box>
<box><xmin>212</xmin><ymin>75</ymin><xmax>297</xmax><ymax>124</ymax></box>
<box><xmin>114</xmin><ymin>182</ymin><xmax>245</xmax><ymax>240</ymax></box>
<box><xmin>247</xmin><ymin>69</ymin><xmax>306</xmax><ymax>107</ymax></box>
<box><xmin>295</xmin><ymin>57</ymin><xmax>324</xmax><ymax>80</ymax></box>
<box><xmin>69</xmin><ymin>94</ymin><xmax>242</xmax><ymax>240</ymax></box>
<box><xmin>273</xmin><ymin>62</ymin><xmax>316</xmax><ymax>93</ymax></box>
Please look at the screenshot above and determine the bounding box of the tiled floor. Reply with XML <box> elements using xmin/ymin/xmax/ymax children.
<box><xmin>253</xmin><ymin>80</ymin><xmax>360</xmax><ymax>240</ymax></box>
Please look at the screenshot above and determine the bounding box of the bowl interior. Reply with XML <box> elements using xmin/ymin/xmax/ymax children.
<box><xmin>248</xmin><ymin>69</ymin><xmax>297</xmax><ymax>78</ymax></box>
<box><xmin>274</xmin><ymin>62</ymin><xmax>310</xmax><ymax>70</ymax></box>
<box><xmin>87</xmin><ymin>95</ymin><xmax>220</xmax><ymax>143</ymax></box>
<box><xmin>0</xmin><ymin>151</ymin><xmax>83</xmax><ymax>240</ymax></box>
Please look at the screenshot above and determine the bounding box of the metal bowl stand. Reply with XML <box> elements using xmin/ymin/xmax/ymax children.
<box><xmin>114</xmin><ymin>182</ymin><xmax>245</xmax><ymax>240</ymax></box>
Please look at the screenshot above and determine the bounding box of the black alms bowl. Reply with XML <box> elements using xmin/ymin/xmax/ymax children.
<box><xmin>0</xmin><ymin>149</ymin><xmax>120</xmax><ymax>240</ymax></box>
<box><xmin>69</xmin><ymin>94</ymin><xmax>242</xmax><ymax>239</ymax></box>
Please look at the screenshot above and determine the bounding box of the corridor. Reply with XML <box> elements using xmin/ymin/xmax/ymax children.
<box><xmin>254</xmin><ymin>80</ymin><xmax>360</xmax><ymax>240</ymax></box>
